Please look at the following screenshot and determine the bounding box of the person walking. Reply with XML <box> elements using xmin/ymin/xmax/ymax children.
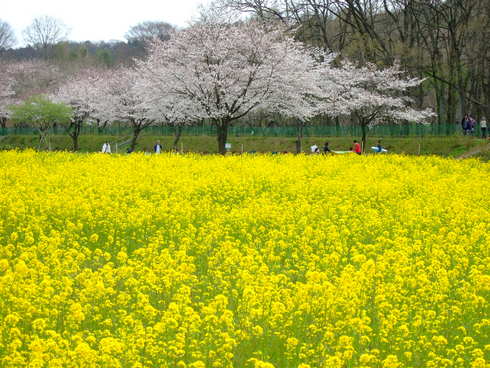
<box><xmin>480</xmin><ymin>117</ymin><xmax>487</xmax><ymax>138</ymax></box>
<box><xmin>323</xmin><ymin>141</ymin><xmax>331</xmax><ymax>154</ymax></box>
<box><xmin>352</xmin><ymin>140</ymin><xmax>361</xmax><ymax>155</ymax></box>
<box><xmin>154</xmin><ymin>140</ymin><xmax>163</xmax><ymax>154</ymax></box>
<box><xmin>101</xmin><ymin>141</ymin><xmax>111</xmax><ymax>154</ymax></box>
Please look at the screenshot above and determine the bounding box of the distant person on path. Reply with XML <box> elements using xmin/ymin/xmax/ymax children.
<box><xmin>323</xmin><ymin>141</ymin><xmax>331</xmax><ymax>154</ymax></box>
<box><xmin>469</xmin><ymin>116</ymin><xmax>476</xmax><ymax>135</ymax></box>
<box><xmin>154</xmin><ymin>140</ymin><xmax>163</xmax><ymax>154</ymax></box>
<box><xmin>375</xmin><ymin>140</ymin><xmax>383</xmax><ymax>153</ymax></box>
<box><xmin>461</xmin><ymin>114</ymin><xmax>470</xmax><ymax>135</ymax></box>
<box><xmin>480</xmin><ymin>117</ymin><xmax>487</xmax><ymax>138</ymax></box>
<box><xmin>352</xmin><ymin>140</ymin><xmax>362</xmax><ymax>155</ymax></box>
<box><xmin>101</xmin><ymin>141</ymin><xmax>111</xmax><ymax>154</ymax></box>
<box><xmin>310</xmin><ymin>144</ymin><xmax>320</xmax><ymax>153</ymax></box>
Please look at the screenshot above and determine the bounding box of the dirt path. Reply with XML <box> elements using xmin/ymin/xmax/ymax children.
<box><xmin>457</xmin><ymin>140</ymin><xmax>490</xmax><ymax>159</ymax></box>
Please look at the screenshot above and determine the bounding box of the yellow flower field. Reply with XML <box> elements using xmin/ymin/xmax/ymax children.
<box><xmin>0</xmin><ymin>151</ymin><xmax>488</xmax><ymax>368</ymax></box>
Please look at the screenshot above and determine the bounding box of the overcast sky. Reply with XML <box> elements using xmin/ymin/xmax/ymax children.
<box><xmin>3</xmin><ymin>0</ymin><xmax>210</xmax><ymax>46</ymax></box>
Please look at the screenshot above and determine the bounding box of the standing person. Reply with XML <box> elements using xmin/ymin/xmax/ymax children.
<box><xmin>154</xmin><ymin>140</ymin><xmax>163</xmax><ymax>154</ymax></box>
<box><xmin>469</xmin><ymin>116</ymin><xmax>476</xmax><ymax>135</ymax></box>
<box><xmin>461</xmin><ymin>114</ymin><xmax>468</xmax><ymax>135</ymax></box>
<box><xmin>101</xmin><ymin>141</ymin><xmax>111</xmax><ymax>154</ymax></box>
<box><xmin>323</xmin><ymin>141</ymin><xmax>331</xmax><ymax>154</ymax></box>
<box><xmin>480</xmin><ymin>117</ymin><xmax>487</xmax><ymax>138</ymax></box>
<box><xmin>352</xmin><ymin>140</ymin><xmax>361</xmax><ymax>155</ymax></box>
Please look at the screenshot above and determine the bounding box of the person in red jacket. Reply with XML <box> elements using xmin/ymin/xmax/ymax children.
<box><xmin>352</xmin><ymin>140</ymin><xmax>362</xmax><ymax>155</ymax></box>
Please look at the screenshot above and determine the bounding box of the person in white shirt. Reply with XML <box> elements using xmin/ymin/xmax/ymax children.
<box><xmin>480</xmin><ymin>117</ymin><xmax>487</xmax><ymax>138</ymax></box>
<box><xmin>310</xmin><ymin>144</ymin><xmax>319</xmax><ymax>153</ymax></box>
<box><xmin>101</xmin><ymin>142</ymin><xmax>111</xmax><ymax>153</ymax></box>
<box><xmin>154</xmin><ymin>140</ymin><xmax>163</xmax><ymax>153</ymax></box>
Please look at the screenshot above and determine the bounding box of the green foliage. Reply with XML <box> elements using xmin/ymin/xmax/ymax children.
<box><xmin>9</xmin><ymin>95</ymin><xmax>73</xmax><ymax>132</ymax></box>
<box><xmin>96</xmin><ymin>49</ymin><xmax>114</xmax><ymax>67</ymax></box>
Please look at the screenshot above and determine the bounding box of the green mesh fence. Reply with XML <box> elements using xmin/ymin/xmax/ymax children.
<box><xmin>0</xmin><ymin>123</ymin><xmax>471</xmax><ymax>137</ymax></box>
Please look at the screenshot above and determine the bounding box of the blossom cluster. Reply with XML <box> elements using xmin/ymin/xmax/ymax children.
<box><xmin>0</xmin><ymin>151</ymin><xmax>488</xmax><ymax>367</ymax></box>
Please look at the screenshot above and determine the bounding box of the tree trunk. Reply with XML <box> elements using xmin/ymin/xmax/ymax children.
<box><xmin>38</xmin><ymin>129</ymin><xmax>48</xmax><ymax>151</ymax></box>
<box><xmin>446</xmin><ymin>59</ymin><xmax>457</xmax><ymax>128</ymax></box>
<box><xmin>0</xmin><ymin>117</ymin><xmax>6</xmax><ymax>129</ymax></box>
<box><xmin>361</xmin><ymin>123</ymin><xmax>367</xmax><ymax>153</ymax></box>
<box><xmin>295</xmin><ymin>122</ymin><xmax>303</xmax><ymax>154</ymax></box>
<box><xmin>130</xmin><ymin>127</ymin><xmax>142</xmax><ymax>152</ymax></box>
<box><xmin>335</xmin><ymin>117</ymin><xmax>341</xmax><ymax>136</ymax></box>
<box><xmin>69</xmin><ymin>121</ymin><xmax>82</xmax><ymax>152</ymax></box>
<box><xmin>217</xmin><ymin>120</ymin><xmax>229</xmax><ymax>155</ymax></box>
<box><xmin>434</xmin><ymin>81</ymin><xmax>446</xmax><ymax>126</ymax></box>
<box><xmin>173</xmin><ymin>125</ymin><xmax>183</xmax><ymax>151</ymax></box>
<box><xmin>70</xmin><ymin>134</ymin><xmax>79</xmax><ymax>152</ymax></box>
<box><xmin>97</xmin><ymin>119</ymin><xmax>108</xmax><ymax>134</ymax></box>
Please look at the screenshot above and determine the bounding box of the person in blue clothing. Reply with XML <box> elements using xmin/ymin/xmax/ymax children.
<box><xmin>153</xmin><ymin>140</ymin><xmax>163</xmax><ymax>154</ymax></box>
<box><xmin>323</xmin><ymin>141</ymin><xmax>331</xmax><ymax>153</ymax></box>
<box><xmin>461</xmin><ymin>114</ymin><xmax>470</xmax><ymax>135</ymax></box>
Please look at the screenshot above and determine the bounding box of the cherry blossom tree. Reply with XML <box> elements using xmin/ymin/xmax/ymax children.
<box><xmin>137</xmin><ymin>21</ymin><xmax>336</xmax><ymax>154</ymax></box>
<box><xmin>95</xmin><ymin>68</ymin><xmax>159</xmax><ymax>151</ymax></box>
<box><xmin>135</xmin><ymin>78</ymin><xmax>197</xmax><ymax>151</ymax></box>
<box><xmin>151</xmin><ymin>97</ymin><xmax>193</xmax><ymax>151</ymax></box>
<box><xmin>0</xmin><ymin>63</ymin><xmax>16</xmax><ymax>127</ymax></box>
<box><xmin>1</xmin><ymin>60</ymin><xmax>64</xmax><ymax>130</ymax></box>
<box><xmin>53</xmin><ymin>70</ymin><xmax>104</xmax><ymax>151</ymax></box>
<box><xmin>323</xmin><ymin>61</ymin><xmax>435</xmax><ymax>151</ymax></box>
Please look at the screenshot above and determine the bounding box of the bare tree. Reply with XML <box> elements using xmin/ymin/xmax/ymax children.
<box><xmin>125</xmin><ymin>21</ymin><xmax>176</xmax><ymax>43</ymax></box>
<box><xmin>0</xmin><ymin>20</ymin><xmax>16</xmax><ymax>50</ymax></box>
<box><xmin>23</xmin><ymin>16</ymin><xmax>69</xmax><ymax>58</ymax></box>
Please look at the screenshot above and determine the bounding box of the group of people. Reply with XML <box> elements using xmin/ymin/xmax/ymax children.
<box><xmin>310</xmin><ymin>140</ymin><xmax>384</xmax><ymax>155</ymax></box>
<box><xmin>101</xmin><ymin>141</ymin><xmax>164</xmax><ymax>154</ymax></box>
<box><xmin>461</xmin><ymin>114</ymin><xmax>487</xmax><ymax>138</ymax></box>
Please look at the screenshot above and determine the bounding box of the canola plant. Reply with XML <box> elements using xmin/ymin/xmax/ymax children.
<box><xmin>0</xmin><ymin>151</ymin><xmax>488</xmax><ymax>368</ymax></box>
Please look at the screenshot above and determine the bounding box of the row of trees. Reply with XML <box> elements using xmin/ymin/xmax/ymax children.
<box><xmin>3</xmin><ymin>1</ymin><xmax>487</xmax><ymax>129</ymax></box>
<box><xmin>0</xmin><ymin>16</ymin><xmax>176</xmax><ymax>62</ymax></box>
<box><xmin>2</xmin><ymin>21</ymin><xmax>432</xmax><ymax>154</ymax></box>
<box><xmin>0</xmin><ymin>16</ymin><xmax>176</xmax><ymax>49</ymax></box>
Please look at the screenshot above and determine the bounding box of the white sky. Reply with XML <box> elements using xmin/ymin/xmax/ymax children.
<box><xmin>3</xmin><ymin>0</ymin><xmax>210</xmax><ymax>46</ymax></box>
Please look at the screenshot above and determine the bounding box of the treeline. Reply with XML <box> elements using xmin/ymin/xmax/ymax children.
<box><xmin>0</xmin><ymin>40</ymin><xmax>146</xmax><ymax>67</ymax></box>
<box><xmin>217</xmin><ymin>0</ymin><xmax>490</xmax><ymax>124</ymax></box>
<box><xmin>0</xmin><ymin>18</ymin><xmax>175</xmax><ymax>67</ymax></box>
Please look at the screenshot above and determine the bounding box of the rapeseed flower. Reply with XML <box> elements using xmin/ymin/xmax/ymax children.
<box><xmin>0</xmin><ymin>151</ymin><xmax>488</xmax><ymax>367</ymax></box>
